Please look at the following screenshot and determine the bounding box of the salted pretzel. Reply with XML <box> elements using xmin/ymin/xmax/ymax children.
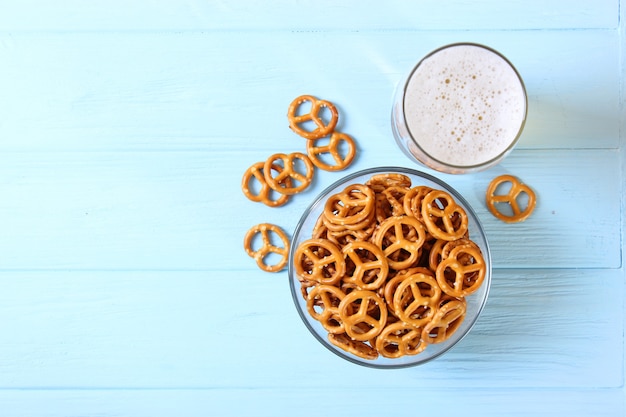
<box><xmin>306</xmin><ymin>132</ymin><xmax>356</xmax><ymax>171</ymax></box>
<box><xmin>403</xmin><ymin>186</ymin><xmax>433</xmax><ymax>220</ymax></box>
<box><xmin>422</xmin><ymin>299</ymin><xmax>466</xmax><ymax>344</ymax></box>
<box><xmin>306</xmin><ymin>285</ymin><xmax>346</xmax><ymax>334</ymax></box>
<box><xmin>328</xmin><ymin>332</ymin><xmax>379</xmax><ymax>360</ymax></box>
<box><xmin>365</xmin><ymin>173</ymin><xmax>412</xmax><ymax>192</ymax></box>
<box><xmin>375</xmin><ymin>321</ymin><xmax>427</xmax><ymax>358</ymax></box>
<box><xmin>339</xmin><ymin>290</ymin><xmax>388</xmax><ymax>341</ymax></box>
<box><xmin>421</xmin><ymin>189</ymin><xmax>468</xmax><ymax>241</ymax></box>
<box><xmin>293</xmin><ymin>173</ymin><xmax>489</xmax><ymax>360</ymax></box>
<box><xmin>294</xmin><ymin>238</ymin><xmax>346</xmax><ymax>285</ymax></box>
<box><xmin>323</xmin><ymin>184</ymin><xmax>375</xmax><ymax>226</ymax></box>
<box><xmin>342</xmin><ymin>241</ymin><xmax>389</xmax><ymax>291</ymax></box>
<box><xmin>436</xmin><ymin>245</ymin><xmax>486</xmax><ymax>297</ymax></box>
<box><xmin>486</xmin><ymin>174</ymin><xmax>536</xmax><ymax>223</ymax></box>
<box><xmin>287</xmin><ymin>95</ymin><xmax>339</xmax><ymax>140</ymax></box>
<box><xmin>263</xmin><ymin>152</ymin><xmax>314</xmax><ymax>195</ymax></box>
<box><xmin>243</xmin><ymin>223</ymin><xmax>290</xmax><ymax>273</ymax></box>
<box><xmin>241</xmin><ymin>161</ymin><xmax>291</xmax><ymax>207</ymax></box>
<box><xmin>392</xmin><ymin>272</ymin><xmax>442</xmax><ymax>328</ymax></box>
<box><xmin>372</xmin><ymin>215</ymin><xmax>426</xmax><ymax>270</ymax></box>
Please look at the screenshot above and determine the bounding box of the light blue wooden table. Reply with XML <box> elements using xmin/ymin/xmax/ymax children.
<box><xmin>0</xmin><ymin>1</ymin><xmax>624</xmax><ymax>415</ymax></box>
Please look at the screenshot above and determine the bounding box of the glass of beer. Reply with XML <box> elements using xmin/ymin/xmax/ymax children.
<box><xmin>391</xmin><ymin>43</ymin><xmax>527</xmax><ymax>174</ymax></box>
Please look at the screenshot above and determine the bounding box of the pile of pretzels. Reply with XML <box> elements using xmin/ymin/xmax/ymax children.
<box><xmin>293</xmin><ymin>173</ymin><xmax>487</xmax><ymax>360</ymax></box>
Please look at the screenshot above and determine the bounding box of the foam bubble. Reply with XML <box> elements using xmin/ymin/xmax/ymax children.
<box><xmin>403</xmin><ymin>44</ymin><xmax>526</xmax><ymax>167</ymax></box>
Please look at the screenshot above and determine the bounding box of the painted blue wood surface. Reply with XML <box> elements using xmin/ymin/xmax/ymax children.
<box><xmin>0</xmin><ymin>1</ymin><xmax>623</xmax><ymax>416</ymax></box>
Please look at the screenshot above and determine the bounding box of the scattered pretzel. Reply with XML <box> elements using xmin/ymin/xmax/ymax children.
<box><xmin>306</xmin><ymin>132</ymin><xmax>356</xmax><ymax>171</ymax></box>
<box><xmin>241</xmin><ymin>162</ymin><xmax>292</xmax><ymax>207</ymax></box>
<box><xmin>486</xmin><ymin>174</ymin><xmax>536</xmax><ymax>223</ymax></box>
<box><xmin>263</xmin><ymin>152</ymin><xmax>315</xmax><ymax>195</ymax></box>
<box><xmin>287</xmin><ymin>95</ymin><xmax>339</xmax><ymax>140</ymax></box>
<box><xmin>293</xmin><ymin>173</ymin><xmax>488</xmax><ymax>360</ymax></box>
<box><xmin>243</xmin><ymin>223</ymin><xmax>290</xmax><ymax>273</ymax></box>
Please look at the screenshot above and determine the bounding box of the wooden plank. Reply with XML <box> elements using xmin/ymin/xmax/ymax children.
<box><xmin>0</xmin><ymin>29</ymin><xmax>619</xmax><ymax>152</ymax></box>
<box><xmin>0</xmin><ymin>269</ymin><xmax>621</xmax><ymax>389</ymax></box>
<box><xmin>0</xmin><ymin>149</ymin><xmax>618</xmax><ymax>270</ymax></box>
<box><xmin>0</xmin><ymin>0</ymin><xmax>618</xmax><ymax>32</ymax></box>
<box><xmin>0</xmin><ymin>387</ymin><xmax>622</xmax><ymax>417</ymax></box>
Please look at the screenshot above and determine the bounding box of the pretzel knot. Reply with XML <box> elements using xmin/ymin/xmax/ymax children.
<box><xmin>375</xmin><ymin>321</ymin><xmax>427</xmax><ymax>358</ymax></box>
<box><xmin>421</xmin><ymin>189</ymin><xmax>468</xmax><ymax>241</ymax></box>
<box><xmin>243</xmin><ymin>223</ymin><xmax>290</xmax><ymax>273</ymax></box>
<box><xmin>436</xmin><ymin>245</ymin><xmax>486</xmax><ymax>297</ymax></box>
<box><xmin>486</xmin><ymin>174</ymin><xmax>536</xmax><ymax>223</ymax></box>
<box><xmin>422</xmin><ymin>299</ymin><xmax>467</xmax><ymax>344</ymax></box>
<box><xmin>306</xmin><ymin>132</ymin><xmax>356</xmax><ymax>171</ymax></box>
<box><xmin>294</xmin><ymin>238</ymin><xmax>346</xmax><ymax>285</ymax></box>
<box><xmin>306</xmin><ymin>285</ymin><xmax>346</xmax><ymax>334</ymax></box>
<box><xmin>328</xmin><ymin>332</ymin><xmax>379</xmax><ymax>360</ymax></box>
<box><xmin>372</xmin><ymin>215</ymin><xmax>426</xmax><ymax>270</ymax></box>
<box><xmin>241</xmin><ymin>162</ymin><xmax>292</xmax><ymax>207</ymax></box>
<box><xmin>392</xmin><ymin>273</ymin><xmax>442</xmax><ymax>328</ymax></box>
<box><xmin>288</xmin><ymin>95</ymin><xmax>339</xmax><ymax>140</ymax></box>
<box><xmin>323</xmin><ymin>184</ymin><xmax>375</xmax><ymax>227</ymax></box>
<box><xmin>263</xmin><ymin>152</ymin><xmax>314</xmax><ymax>195</ymax></box>
<box><xmin>342</xmin><ymin>241</ymin><xmax>389</xmax><ymax>291</ymax></box>
<box><xmin>339</xmin><ymin>290</ymin><xmax>388</xmax><ymax>341</ymax></box>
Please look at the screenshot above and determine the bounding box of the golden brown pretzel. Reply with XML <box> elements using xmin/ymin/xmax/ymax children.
<box><xmin>306</xmin><ymin>132</ymin><xmax>356</xmax><ymax>171</ymax></box>
<box><xmin>328</xmin><ymin>332</ymin><xmax>379</xmax><ymax>360</ymax></box>
<box><xmin>422</xmin><ymin>299</ymin><xmax>466</xmax><ymax>344</ymax></box>
<box><xmin>306</xmin><ymin>285</ymin><xmax>346</xmax><ymax>334</ymax></box>
<box><xmin>372</xmin><ymin>215</ymin><xmax>426</xmax><ymax>270</ymax></box>
<box><xmin>287</xmin><ymin>95</ymin><xmax>339</xmax><ymax>140</ymax></box>
<box><xmin>241</xmin><ymin>161</ymin><xmax>291</xmax><ymax>207</ymax></box>
<box><xmin>342</xmin><ymin>241</ymin><xmax>389</xmax><ymax>291</ymax></box>
<box><xmin>263</xmin><ymin>152</ymin><xmax>315</xmax><ymax>195</ymax></box>
<box><xmin>323</xmin><ymin>184</ymin><xmax>375</xmax><ymax>226</ymax></box>
<box><xmin>486</xmin><ymin>174</ymin><xmax>536</xmax><ymax>223</ymax></box>
<box><xmin>243</xmin><ymin>223</ymin><xmax>290</xmax><ymax>272</ymax></box>
<box><xmin>294</xmin><ymin>238</ymin><xmax>346</xmax><ymax>285</ymax></box>
<box><xmin>436</xmin><ymin>245</ymin><xmax>486</xmax><ymax>297</ymax></box>
<box><xmin>339</xmin><ymin>290</ymin><xmax>388</xmax><ymax>341</ymax></box>
<box><xmin>375</xmin><ymin>321</ymin><xmax>427</xmax><ymax>358</ymax></box>
<box><xmin>392</xmin><ymin>272</ymin><xmax>442</xmax><ymax>328</ymax></box>
<box><xmin>421</xmin><ymin>189</ymin><xmax>468</xmax><ymax>241</ymax></box>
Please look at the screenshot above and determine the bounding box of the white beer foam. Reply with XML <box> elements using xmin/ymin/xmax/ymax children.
<box><xmin>404</xmin><ymin>44</ymin><xmax>526</xmax><ymax>167</ymax></box>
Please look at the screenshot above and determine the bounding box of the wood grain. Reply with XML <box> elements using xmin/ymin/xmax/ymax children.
<box><xmin>0</xmin><ymin>0</ymin><xmax>623</xmax><ymax>416</ymax></box>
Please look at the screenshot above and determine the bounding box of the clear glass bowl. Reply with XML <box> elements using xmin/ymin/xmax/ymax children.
<box><xmin>288</xmin><ymin>166</ymin><xmax>491</xmax><ymax>368</ymax></box>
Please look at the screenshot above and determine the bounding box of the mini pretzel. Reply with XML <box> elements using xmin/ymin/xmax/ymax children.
<box><xmin>305</xmin><ymin>132</ymin><xmax>356</xmax><ymax>171</ymax></box>
<box><xmin>375</xmin><ymin>321</ymin><xmax>427</xmax><ymax>358</ymax></box>
<box><xmin>263</xmin><ymin>152</ymin><xmax>314</xmax><ymax>195</ymax></box>
<box><xmin>287</xmin><ymin>95</ymin><xmax>339</xmax><ymax>140</ymax></box>
<box><xmin>306</xmin><ymin>285</ymin><xmax>346</xmax><ymax>334</ymax></box>
<box><xmin>339</xmin><ymin>290</ymin><xmax>388</xmax><ymax>341</ymax></box>
<box><xmin>243</xmin><ymin>223</ymin><xmax>289</xmax><ymax>272</ymax></box>
<box><xmin>294</xmin><ymin>238</ymin><xmax>346</xmax><ymax>285</ymax></box>
<box><xmin>486</xmin><ymin>174</ymin><xmax>536</xmax><ymax>223</ymax></box>
<box><xmin>372</xmin><ymin>215</ymin><xmax>426</xmax><ymax>270</ymax></box>
<box><xmin>342</xmin><ymin>241</ymin><xmax>389</xmax><ymax>291</ymax></box>
<box><xmin>365</xmin><ymin>173</ymin><xmax>412</xmax><ymax>192</ymax></box>
<box><xmin>392</xmin><ymin>272</ymin><xmax>441</xmax><ymax>328</ymax></box>
<box><xmin>241</xmin><ymin>161</ymin><xmax>291</xmax><ymax>207</ymax></box>
<box><xmin>421</xmin><ymin>190</ymin><xmax>468</xmax><ymax>241</ymax></box>
<box><xmin>323</xmin><ymin>184</ymin><xmax>375</xmax><ymax>226</ymax></box>
<box><xmin>422</xmin><ymin>299</ymin><xmax>466</xmax><ymax>344</ymax></box>
<box><xmin>328</xmin><ymin>333</ymin><xmax>379</xmax><ymax>360</ymax></box>
<box><xmin>436</xmin><ymin>245</ymin><xmax>486</xmax><ymax>297</ymax></box>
